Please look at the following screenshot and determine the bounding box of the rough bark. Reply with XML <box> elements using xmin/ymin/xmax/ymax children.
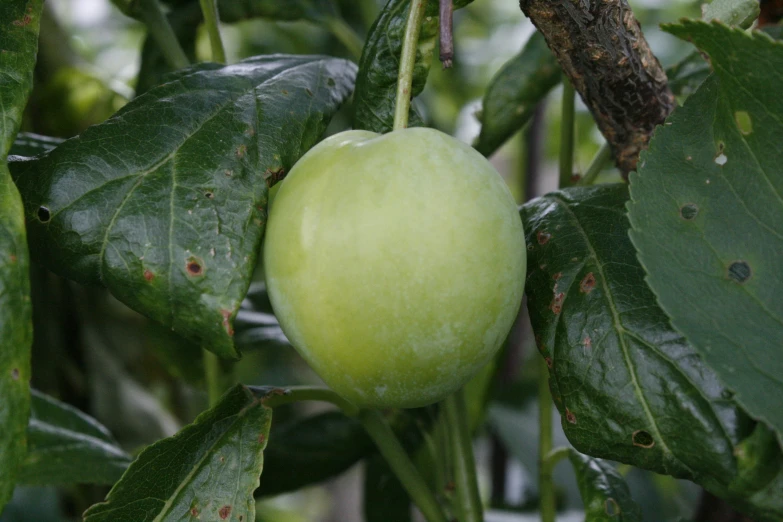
<box><xmin>759</xmin><ymin>0</ymin><xmax>783</xmax><ymax>26</ymax></box>
<box><xmin>519</xmin><ymin>0</ymin><xmax>674</xmax><ymax>175</ymax></box>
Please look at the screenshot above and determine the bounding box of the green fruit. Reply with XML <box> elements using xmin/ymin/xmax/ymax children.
<box><xmin>263</xmin><ymin>128</ymin><xmax>526</xmax><ymax>408</ymax></box>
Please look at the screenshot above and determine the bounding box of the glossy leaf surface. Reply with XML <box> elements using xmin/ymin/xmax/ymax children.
<box><xmin>12</xmin><ymin>55</ymin><xmax>356</xmax><ymax>359</ymax></box>
<box><xmin>0</xmin><ymin>0</ymin><xmax>43</xmax><ymax>512</ymax></box>
<box><xmin>569</xmin><ymin>450</ymin><xmax>642</xmax><ymax>521</ymax></box>
<box><xmin>629</xmin><ymin>22</ymin><xmax>783</xmax><ymax>443</ymax></box>
<box><xmin>521</xmin><ymin>185</ymin><xmax>783</xmax><ymax>519</ymax></box>
<box><xmin>19</xmin><ymin>390</ymin><xmax>131</xmax><ymax>486</ymax></box>
<box><xmin>84</xmin><ymin>385</ymin><xmax>272</xmax><ymax>522</ymax></box>
<box><xmin>473</xmin><ymin>31</ymin><xmax>560</xmax><ymax>157</ymax></box>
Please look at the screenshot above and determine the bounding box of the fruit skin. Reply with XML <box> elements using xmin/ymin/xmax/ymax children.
<box><xmin>263</xmin><ymin>127</ymin><xmax>526</xmax><ymax>408</ymax></box>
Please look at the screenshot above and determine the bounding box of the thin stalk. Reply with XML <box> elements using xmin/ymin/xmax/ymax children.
<box><xmin>360</xmin><ymin>409</ymin><xmax>449</xmax><ymax>522</ymax></box>
<box><xmin>258</xmin><ymin>385</ymin><xmax>359</xmax><ymax>416</ymax></box>
<box><xmin>138</xmin><ymin>0</ymin><xmax>189</xmax><ymax>70</ymax></box>
<box><xmin>199</xmin><ymin>0</ymin><xmax>226</xmax><ymax>63</ymax></box>
<box><xmin>577</xmin><ymin>141</ymin><xmax>612</xmax><ymax>186</ymax></box>
<box><xmin>558</xmin><ymin>78</ymin><xmax>576</xmax><ymax>188</ymax></box>
<box><xmin>203</xmin><ymin>349</ymin><xmax>223</xmax><ymax>407</ymax></box>
<box><xmin>538</xmin><ymin>356</ymin><xmax>556</xmax><ymax>522</ymax></box>
<box><xmin>324</xmin><ymin>17</ymin><xmax>364</xmax><ymax>60</ymax></box>
<box><xmin>445</xmin><ymin>390</ymin><xmax>483</xmax><ymax>522</ymax></box>
<box><xmin>393</xmin><ymin>0</ymin><xmax>427</xmax><ymax>130</ymax></box>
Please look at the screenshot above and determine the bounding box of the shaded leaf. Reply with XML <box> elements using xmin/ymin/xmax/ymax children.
<box><xmin>8</xmin><ymin>132</ymin><xmax>63</xmax><ymax>160</ymax></box>
<box><xmin>629</xmin><ymin>22</ymin><xmax>783</xmax><ymax>443</ymax></box>
<box><xmin>666</xmin><ymin>51</ymin><xmax>710</xmax><ymax>98</ymax></box>
<box><xmin>702</xmin><ymin>0</ymin><xmax>760</xmax><ymax>27</ymax></box>
<box><xmin>473</xmin><ymin>31</ymin><xmax>560</xmax><ymax>157</ymax></box>
<box><xmin>520</xmin><ymin>185</ymin><xmax>783</xmax><ymax>520</ymax></box>
<box><xmin>12</xmin><ymin>55</ymin><xmax>356</xmax><ymax>359</ymax></box>
<box><xmin>84</xmin><ymin>385</ymin><xmax>273</xmax><ymax>522</ymax></box>
<box><xmin>18</xmin><ymin>390</ymin><xmax>131</xmax><ymax>486</ymax></box>
<box><xmin>352</xmin><ymin>0</ymin><xmax>473</xmax><ymax>133</ymax></box>
<box><xmin>364</xmin><ymin>454</ymin><xmax>411</xmax><ymax>522</ymax></box>
<box><xmin>235</xmin><ymin>282</ymin><xmax>290</xmax><ymax>350</ymax></box>
<box><xmin>256</xmin><ymin>411</ymin><xmax>373</xmax><ymax>497</ymax></box>
<box><xmin>0</xmin><ymin>0</ymin><xmax>43</xmax><ymax>512</ymax></box>
<box><xmin>568</xmin><ymin>450</ymin><xmax>642</xmax><ymax>522</ymax></box>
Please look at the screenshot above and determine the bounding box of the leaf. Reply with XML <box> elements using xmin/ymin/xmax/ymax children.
<box><xmin>666</xmin><ymin>51</ymin><xmax>711</xmax><ymax>98</ymax></box>
<box><xmin>0</xmin><ymin>0</ymin><xmax>43</xmax><ymax>512</ymax></box>
<box><xmin>364</xmin><ymin>454</ymin><xmax>411</xmax><ymax>522</ymax></box>
<box><xmin>234</xmin><ymin>282</ymin><xmax>290</xmax><ymax>350</ymax></box>
<box><xmin>18</xmin><ymin>390</ymin><xmax>131</xmax><ymax>486</ymax></box>
<box><xmin>84</xmin><ymin>384</ymin><xmax>273</xmax><ymax>522</ymax></box>
<box><xmin>473</xmin><ymin>31</ymin><xmax>560</xmax><ymax>157</ymax></box>
<box><xmin>12</xmin><ymin>55</ymin><xmax>356</xmax><ymax>359</ymax></box>
<box><xmin>216</xmin><ymin>0</ymin><xmax>338</xmax><ymax>23</ymax></box>
<box><xmin>702</xmin><ymin>0</ymin><xmax>760</xmax><ymax>28</ymax></box>
<box><xmin>628</xmin><ymin>22</ymin><xmax>783</xmax><ymax>443</ymax></box>
<box><xmin>520</xmin><ymin>185</ymin><xmax>783</xmax><ymax>519</ymax></box>
<box><xmin>352</xmin><ymin>0</ymin><xmax>473</xmax><ymax>133</ymax></box>
<box><xmin>8</xmin><ymin>132</ymin><xmax>63</xmax><ymax>159</ymax></box>
<box><xmin>568</xmin><ymin>450</ymin><xmax>643</xmax><ymax>522</ymax></box>
<box><xmin>256</xmin><ymin>411</ymin><xmax>373</xmax><ymax>497</ymax></box>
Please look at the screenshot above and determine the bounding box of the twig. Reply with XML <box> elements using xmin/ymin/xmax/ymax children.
<box><xmin>439</xmin><ymin>0</ymin><xmax>454</xmax><ymax>68</ymax></box>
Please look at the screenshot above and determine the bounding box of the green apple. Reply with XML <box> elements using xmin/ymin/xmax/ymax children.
<box><xmin>263</xmin><ymin>127</ymin><xmax>526</xmax><ymax>408</ymax></box>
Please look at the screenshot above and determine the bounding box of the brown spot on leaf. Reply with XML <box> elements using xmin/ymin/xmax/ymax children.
<box><xmin>224</xmin><ymin>169</ymin><xmax>233</xmax><ymax>177</ymax></box>
<box><xmin>264</xmin><ymin>167</ymin><xmax>286</xmax><ymax>187</ymax></box>
<box><xmin>583</xmin><ymin>336</ymin><xmax>592</xmax><ymax>349</ymax></box>
<box><xmin>545</xmin><ymin>357</ymin><xmax>553</xmax><ymax>369</ymax></box>
<box><xmin>236</xmin><ymin>144</ymin><xmax>247</xmax><ymax>158</ymax></box>
<box><xmin>186</xmin><ymin>257</ymin><xmax>204</xmax><ymax>276</ymax></box>
<box><xmin>565</xmin><ymin>409</ymin><xmax>576</xmax><ymax>424</ymax></box>
<box><xmin>537</xmin><ymin>231</ymin><xmax>551</xmax><ymax>244</ymax></box>
<box><xmin>219</xmin><ymin>506</ymin><xmax>232</xmax><ymax>519</ymax></box>
<box><xmin>579</xmin><ymin>272</ymin><xmax>596</xmax><ymax>293</ymax></box>
<box><xmin>205</xmin><ymin>192</ymin><xmax>214</xmax><ymax>199</ymax></box>
<box><xmin>221</xmin><ymin>309</ymin><xmax>234</xmax><ymax>337</ymax></box>
<box><xmin>552</xmin><ymin>272</ymin><xmax>562</xmax><ymax>281</ymax></box>
<box><xmin>550</xmin><ymin>292</ymin><xmax>565</xmax><ymax>314</ymax></box>
<box><xmin>9</xmin><ymin>254</ymin><xmax>17</xmax><ymax>263</ymax></box>
<box><xmin>12</xmin><ymin>14</ymin><xmax>32</xmax><ymax>26</ymax></box>
<box><xmin>143</xmin><ymin>270</ymin><xmax>154</xmax><ymax>281</ymax></box>
<box><xmin>444</xmin><ymin>481</ymin><xmax>455</xmax><ymax>493</ymax></box>
<box><xmin>190</xmin><ymin>507</ymin><xmax>199</xmax><ymax>517</ymax></box>
<box><xmin>632</xmin><ymin>430</ymin><xmax>655</xmax><ymax>448</ymax></box>
<box><xmin>259</xmin><ymin>433</ymin><xmax>266</xmax><ymax>444</ymax></box>
<box><xmin>11</xmin><ymin>368</ymin><xmax>19</xmax><ymax>380</ymax></box>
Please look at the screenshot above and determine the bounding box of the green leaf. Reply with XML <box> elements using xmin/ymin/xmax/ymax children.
<box><xmin>352</xmin><ymin>0</ymin><xmax>473</xmax><ymax>133</ymax></box>
<box><xmin>84</xmin><ymin>384</ymin><xmax>273</xmax><ymax>522</ymax></box>
<box><xmin>666</xmin><ymin>51</ymin><xmax>711</xmax><ymax>98</ymax></box>
<box><xmin>568</xmin><ymin>450</ymin><xmax>643</xmax><ymax>521</ymax></box>
<box><xmin>520</xmin><ymin>185</ymin><xmax>783</xmax><ymax>519</ymax></box>
<box><xmin>256</xmin><ymin>411</ymin><xmax>373</xmax><ymax>497</ymax></box>
<box><xmin>235</xmin><ymin>282</ymin><xmax>290</xmax><ymax>350</ymax></box>
<box><xmin>18</xmin><ymin>390</ymin><xmax>131</xmax><ymax>486</ymax></box>
<box><xmin>12</xmin><ymin>55</ymin><xmax>356</xmax><ymax>359</ymax></box>
<box><xmin>216</xmin><ymin>0</ymin><xmax>338</xmax><ymax>23</ymax></box>
<box><xmin>0</xmin><ymin>0</ymin><xmax>43</xmax><ymax>513</ymax></box>
<box><xmin>364</xmin><ymin>454</ymin><xmax>411</xmax><ymax>522</ymax></box>
<box><xmin>8</xmin><ymin>132</ymin><xmax>63</xmax><ymax>159</ymax></box>
<box><xmin>473</xmin><ymin>31</ymin><xmax>560</xmax><ymax>157</ymax></box>
<box><xmin>702</xmin><ymin>0</ymin><xmax>760</xmax><ymax>28</ymax></box>
<box><xmin>628</xmin><ymin>22</ymin><xmax>783</xmax><ymax>443</ymax></box>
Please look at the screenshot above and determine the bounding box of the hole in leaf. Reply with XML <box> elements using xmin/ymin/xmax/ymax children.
<box><xmin>632</xmin><ymin>430</ymin><xmax>655</xmax><ymax>448</ymax></box>
<box><xmin>37</xmin><ymin>206</ymin><xmax>50</xmax><ymax>222</ymax></box>
<box><xmin>205</xmin><ymin>191</ymin><xmax>214</xmax><ymax>199</ymax></box>
<box><xmin>728</xmin><ymin>261</ymin><xmax>751</xmax><ymax>283</ymax></box>
<box><xmin>680</xmin><ymin>203</ymin><xmax>698</xmax><ymax>220</ymax></box>
<box><xmin>715</xmin><ymin>153</ymin><xmax>728</xmax><ymax>166</ymax></box>
<box><xmin>735</xmin><ymin>111</ymin><xmax>752</xmax><ymax>135</ymax></box>
<box><xmin>605</xmin><ymin>498</ymin><xmax>620</xmax><ymax>516</ymax></box>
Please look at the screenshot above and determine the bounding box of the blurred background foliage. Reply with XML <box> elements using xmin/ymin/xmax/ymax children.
<box><xmin>5</xmin><ymin>0</ymin><xmax>709</xmax><ymax>521</ymax></box>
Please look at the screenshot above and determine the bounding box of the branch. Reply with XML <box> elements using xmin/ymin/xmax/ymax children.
<box><xmin>519</xmin><ymin>0</ymin><xmax>674</xmax><ymax>175</ymax></box>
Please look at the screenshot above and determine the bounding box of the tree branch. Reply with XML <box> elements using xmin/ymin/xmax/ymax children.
<box><xmin>519</xmin><ymin>0</ymin><xmax>674</xmax><ymax>175</ymax></box>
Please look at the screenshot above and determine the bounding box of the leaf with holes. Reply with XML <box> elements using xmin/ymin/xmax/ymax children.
<box><xmin>18</xmin><ymin>390</ymin><xmax>131</xmax><ymax>486</ymax></box>
<box><xmin>12</xmin><ymin>54</ymin><xmax>356</xmax><ymax>359</ymax></box>
<box><xmin>521</xmin><ymin>185</ymin><xmax>783</xmax><ymax>519</ymax></box>
<box><xmin>0</xmin><ymin>0</ymin><xmax>43</xmax><ymax>512</ymax></box>
<box><xmin>473</xmin><ymin>31</ymin><xmax>560</xmax><ymax>157</ymax></box>
<box><xmin>569</xmin><ymin>450</ymin><xmax>642</xmax><ymax>521</ymax></box>
<box><xmin>83</xmin><ymin>385</ymin><xmax>272</xmax><ymax>522</ymax></box>
<box><xmin>628</xmin><ymin>22</ymin><xmax>783</xmax><ymax>443</ymax></box>
<box><xmin>352</xmin><ymin>0</ymin><xmax>473</xmax><ymax>133</ymax></box>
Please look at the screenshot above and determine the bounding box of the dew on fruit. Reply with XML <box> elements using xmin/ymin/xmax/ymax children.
<box><xmin>219</xmin><ymin>505</ymin><xmax>232</xmax><ymax>519</ymax></box>
<box><xmin>565</xmin><ymin>409</ymin><xmax>576</xmax><ymax>424</ymax></box>
<box><xmin>728</xmin><ymin>261</ymin><xmax>751</xmax><ymax>283</ymax></box>
<box><xmin>579</xmin><ymin>272</ymin><xmax>596</xmax><ymax>293</ymax></box>
<box><xmin>632</xmin><ymin>430</ymin><xmax>654</xmax><ymax>448</ymax></box>
<box><xmin>37</xmin><ymin>206</ymin><xmax>50</xmax><ymax>222</ymax></box>
<box><xmin>680</xmin><ymin>203</ymin><xmax>698</xmax><ymax>220</ymax></box>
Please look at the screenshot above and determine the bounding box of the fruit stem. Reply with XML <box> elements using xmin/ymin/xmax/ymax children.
<box><xmin>137</xmin><ymin>0</ymin><xmax>190</xmax><ymax>70</ymax></box>
<box><xmin>324</xmin><ymin>16</ymin><xmax>364</xmax><ymax>60</ymax></box>
<box><xmin>538</xmin><ymin>355</ymin><xmax>556</xmax><ymax>522</ymax></box>
<box><xmin>577</xmin><ymin>141</ymin><xmax>612</xmax><ymax>186</ymax></box>
<box><xmin>359</xmin><ymin>409</ymin><xmax>449</xmax><ymax>522</ymax></box>
<box><xmin>558</xmin><ymin>77</ymin><xmax>576</xmax><ymax>188</ymax></box>
<box><xmin>444</xmin><ymin>389</ymin><xmax>483</xmax><ymax>522</ymax></box>
<box><xmin>259</xmin><ymin>385</ymin><xmax>360</xmax><ymax>416</ymax></box>
<box><xmin>393</xmin><ymin>0</ymin><xmax>427</xmax><ymax>131</ymax></box>
<box><xmin>199</xmin><ymin>0</ymin><xmax>227</xmax><ymax>63</ymax></box>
